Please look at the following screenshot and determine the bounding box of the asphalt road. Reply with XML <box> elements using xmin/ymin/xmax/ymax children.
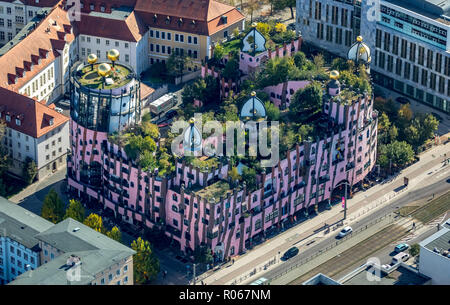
<box><xmin>262</xmin><ymin>173</ymin><xmax>450</xmax><ymax>281</ymax></box>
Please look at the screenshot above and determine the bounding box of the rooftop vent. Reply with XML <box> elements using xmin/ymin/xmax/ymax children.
<box><xmin>73</xmin><ymin>227</ymin><xmax>80</xmax><ymax>232</ymax></box>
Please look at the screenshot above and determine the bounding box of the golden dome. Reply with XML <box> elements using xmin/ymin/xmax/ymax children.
<box><xmin>356</xmin><ymin>36</ymin><xmax>363</xmax><ymax>42</ymax></box>
<box><xmin>87</xmin><ymin>53</ymin><xmax>97</xmax><ymax>65</ymax></box>
<box><xmin>330</xmin><ymin>70</ymin><xmax>340</xmax><ymax>80</ymax></box>
<box><xmin>189</xmin><ymin>118</ymin><xmax>195</xmax><ymax>125</ymax></box>
<box><xmin>97</xmin><ymin>63</ymin><xmax>112</xmax><ymax>77</ymax></box>
<box><xmin>251</xmin><ymin>91</ymin><xmax>256</xmax><ymax>96</ymax></box>
<box><xmin>107</xmin><ymin>49</ymin><xmax>120</xmax><ymax>62</ymax></box>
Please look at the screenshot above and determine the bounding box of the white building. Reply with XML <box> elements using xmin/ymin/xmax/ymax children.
<box><xmin>418</xmin><ymin>221</ymin><xmax>450</xmax><ymax>285</ymax></box>
<box><xmin>0</xmin><ymin>0</ymin><xmax>60</xmax><ymax>47</ymax></box>
<box><xmin>0</xmin><ymin>87</ymin><xmax>69</xmax><ymax>180</ymax></box>
<box><xmin>0</xmin><ymin>5</ymin><xmax>77</xmax><ymax>104</ymax></box>
<box><xmin>74</xmin><ymin>8</ymin><xmax>149</xmax><ymax>75</ymax></box>
<box><xmin>0</xmin><ymin>196</ymin><xmax>53</xmax><ymax>284</ymax></box>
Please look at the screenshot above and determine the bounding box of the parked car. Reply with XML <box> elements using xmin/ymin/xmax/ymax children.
<box><xmin>282</xmin><ymin>247</ymin><xmax>299</xmax><ymax>260</ymax></box>
<box><xmin>165</xmin><ymin>109</ymin><xmax>178</xmax><ymax>119</ymax></box>
<box><xmin>392</xmin><ymin>252</ymin><xmax>410</xmax><ymax>264</ymax></box>
<box><xmin>395</xmin><ymin>97</ymin><xmax>410</xmax><ymax>104</ymax></box>
<box><xmin>54</xmin><ymin>107</ymin><xmax>64</xmax><ymax>113</ymax></box>
<box><xmin>338</xmin><ymin>226</ymin><xmax>353</xmax><ymax>238</ymax></box>
<box><xmin>394</xmin><ymin>243</ymin><xmax>409</xmax><ymax>253</ymax></box>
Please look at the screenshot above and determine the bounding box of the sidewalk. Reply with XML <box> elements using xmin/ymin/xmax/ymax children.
<box><xmin>197</xmin><ymin>140</ymin><xmax>450</xmax><ymax>285</ymax></box>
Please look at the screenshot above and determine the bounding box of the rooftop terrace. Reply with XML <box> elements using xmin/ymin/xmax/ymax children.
<box><xmin>192</xmin><ymin>180</ymin><xmax>233</xmax><ymax>203</ymax></box>
<box><xmin>74</xmin><ymin>62</ymin><xmax>133</xmax><ymax>90</ymax></box>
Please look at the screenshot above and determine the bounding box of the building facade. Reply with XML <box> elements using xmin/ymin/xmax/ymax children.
<box><xmin>67</xmin><ymin>51</ymin><xmax>378</xmax><ymax>259</ymax></box>
<box><xmin>296</xmin><ymin>0</ymin><xmax>362</xmax><ymax>58</ymax></box>
<box><xmin>0</xmin><ymin>0</ymin><xmax>60</xmax><ymax>47</ymax></box>
<box><xmin>418</xmin><ymin>221</ymin><xmax>450</xmax><ymax>285</ymax></box>
<box><xmin>362</xmin><ymin>0</ymin><xmax>450</xmax><ymax>114</ymax></box>
<box><xmin>0</xmin><ymin>87</ymin><xmax>69</xmax><ymax>180</ymax></box>
<box><xmin>296</xmin><ymin>0</ymin><xmax>450</xmax><ymax>114</ymax></box>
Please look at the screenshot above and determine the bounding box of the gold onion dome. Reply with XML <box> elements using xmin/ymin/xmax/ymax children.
<box><xmin>330</xmin><ymin>70</ymin><xmax>340</xmax><ymax>80</ymax></box>
<box><xmin>107</xmin><ymin>49</ymin><xmax>120</xmax><ymax>62</ymax></box>
<box><xmin>356</xmin><ymin>35</ymin><xmax>363</xmax><ymax>42</ymax></box>
<box><xmin>97</xmin><ymin>63</ymin><xmax>112</xmax><ymax>77</ymax></box>
<box><xmin>87</xmin><ymin>53</ymin><xmax>97</xmax><ymax>65</ymax></box>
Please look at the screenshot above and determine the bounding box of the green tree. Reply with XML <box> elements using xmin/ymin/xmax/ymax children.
<box><xmin>83</xmin><ymin>213</ymin><xmax>105</xmax><ymax>233</ymax></box>
<box><xmin>378</xmin><ymin>141</ymin><xmax>414</xmax><ymax>170</ymax></box>
<box><xmin>23</xmin><ymin>157</ymin><xmax>37</xmax><ymax>185</ymax></box>
<box><xmin>293</xmin><ymin>52</ymin><xmax>307</xmax><ymax>70</ymax></box>
<box><xmin>0</xmin><ymin>120</ymin><xmax>11</xmax><ymax>193</ymax></box>
<box><xmin>228</xmin><ymin>166</ymin><xmax>241</xmax><ymax>184</ymax></box>
<box><xmin>241</xmin><ymin>167</ymin><xmax>257</xmax><ymax>192</ymax></box>
<box><xmin>193</xmin><ymin>244</ymin><xmax>213</xmax><ymax>264</ymax></box>
<box><xmin>409</xmin><ymin>244</ymin><xmax>420</xmax><ymax>257</ymax></box>
<box><xmin>265</xmin><ymin>101</ymin><xmax>280</xmax><ymax>121</ymax></box>
<box><xmin>131</xmin><ymin>237</ymin><xmax>160</xmax><ymax>284</ymax></box>
<box><xmin>388</xmin><ymin>125</ymin><xmax>398</xmax><ymax>143</ymax></box>
<box><xmin>397</xmin><ymin>103</ymin><xmax>413</xmax><ymax>130</ymax></box>
<box><xmin>378</xmin><ymin>112</ymin><xmax>391</xmax><ymax>144</ymax></box>
<box><xmin>213</xmin><ymin>44</ymin><xmax>225</xmax><ymax>61</ymax></box>
<box><xmin>106</xmin><ymin>226</ymin><xmax>122</xmax><ymax>243</ymax></box>
<box><xmin>64</xmin><ymin>199</ymin><xmax>85</xmax><ymax>222</ymax></box>
<box><xmin>41</xmin><ymin>189</ymin><xmax>65</xmax><ymax>224</ymax></box>
<box><xmin>289</xmin><ymin>81</ymin><xmax>323</xmax><ymax>121</ymax></box>
<box><xmin>222</xmin><ymin>58</ymin><xmax>240</xmax><ymax>81</ymax></box>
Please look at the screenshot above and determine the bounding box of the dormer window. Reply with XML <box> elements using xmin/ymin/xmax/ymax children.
<box><xmin>165</xmin><ymin>16</ymin><xmax>170</xmax><ymax>24</ymax></box>
<box><xmin>221</xmin><ymin>15</ymin><xmax>228</xmax><ymax>24</ymax></box>
<box><xmin>153</xmin><ymin>14</ymin><xmax>157</xmax><ymax>23</ymax></box>
<box><xmin>178</xmin><ymin>18</ymin><xmax>183</xmax><ymax>27</ymax></box>
<box><xmin>49</xmin><ymin>118</ymin><xmax>54</xmax><ymax>126</ymax></box>
<box><xmin>15</xmin><ymin>118</ymin><xmax>21</xmax><ymax>126</ymax></box>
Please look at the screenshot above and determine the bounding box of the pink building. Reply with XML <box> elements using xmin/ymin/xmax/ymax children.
<box><xmin>68</xmin><ymin>55</ymin><xmax>377</xmax><ymax>263</ymax></box>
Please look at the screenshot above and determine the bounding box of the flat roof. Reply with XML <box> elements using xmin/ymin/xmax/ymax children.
<box><xmin>343</xmin><ymin>265</ymin><xmax>430</xmax><ymax>285</ymax></box>
<box><xmin>0</xmin><ymin>197</ymin><xmax>53</xmax><ymax>249</ymax></box>
<box><xmin>74</xmin><ymin>62</ymin><xmax>134</xmax><ymax>90</ymax></box>
<box><xmin>384</xmin><ymin>0</ymin><xmax>450</xmax><ymax>25</ymax></box>
<box><xmin>420</xmin><ymin>227</ymin><xmax>450</xmax><ymax>253</ymax></box>
<box><xmin>150</xmin><ymin>93</ymin><xmax>175</xmax><ymax>107</ymax></box>
<box><xmin>88</xmin><ymin>6</ymin><xmax>134</xmax><ymax>20</ymax></box>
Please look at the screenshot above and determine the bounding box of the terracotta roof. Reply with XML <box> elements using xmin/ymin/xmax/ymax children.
<box><xmin>0</xmin><ymin>5</ymin><xmax>75</xmax><ymax>92</ymax></box>
<box><xmin>134</xmin><ymin>0</ymin><xmax>244</xmax><ymax>35</ymax></box>
<box><xmin>0</xmin><ymin>87</ymin><xmax>69</xmax><ymax>138</ymax></box>
<box><xmin>75</xmin><ymin>10</ymin><xmax>147</xmax><ymax>42</ymax></box>
<box><xmin>140</xmin><ymin>82</ymin><xmax>155</xmax><ymax>100</ymax></box>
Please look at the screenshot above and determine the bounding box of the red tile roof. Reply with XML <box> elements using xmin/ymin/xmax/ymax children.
<box><xmin>74</xmin><ymin>10</ymin><xmax>147</xmax><ymax>42</ymax></box>
<box><xmin>1</xmin><ymin>0</ymin><xmax>61</xmax><ymax>7</ymax></box>
<box><xmin>134</xmin><ymin>0</ymin><xmax>244</xmax><ymax>36</ymax></box>
<box><xmin>0</xmin><ymin>87</ymin><xmax>69</xmax><ymax>138</ymax></box>
<box><xmin>0</xmin><ymin>4</ymin><xmax>75</xmax><ymax>92</ymax></box>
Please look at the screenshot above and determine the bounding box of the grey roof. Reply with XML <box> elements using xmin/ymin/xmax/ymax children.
<box><xmin>420</xmin><ymin>227</ymin><xmax>450</xmax><ymax>253</ymax></box>
<box><xmin>9</xmin><ymin>249</ymin><xmax>131</xmax><ymax>285</ymax></box>
<box><xmin>0</xmin><ymin>197</ymin><xmax>53</xmax><ymax>249</ymax></box>
<box><xmin>34</xmin><ymin>218</ymin><xmax>135</xmax><ymax>254</ymax></box>
<box><xmin>88</xmin><ymin>6</ymin><xmax>134</xmax><ymax>21</ymax></box>
<box><xmin>302</xmin><ymin>273</ymin><xmax>341</xmax><ymax>285</ymax></box>
<box><xmin>385</xmin><ymin>0</ymin><xmax>450</xmax><ymax>25</ymax></box>
<box><xmin>10</xmin><ymin>218</ymin><xmax>136</xmax><ymax>285</ymax></box>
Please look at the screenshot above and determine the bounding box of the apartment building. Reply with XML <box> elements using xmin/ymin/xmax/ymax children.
<box><xmin>0</xmin><ymin>87</ymin><xmax>69</xmax><ymax>180</ymax></box>
<box><xmin>0</xmin><ymin>197</ymin><xmax>136</xmax><ymax>285</ymax></box>
<box><xmin>134</xmin><ymin>0</ymin><xmax>245</xmax><ymax>70</ymax></box>
<box><xmin>0</xmin><ymin>0</ymin><xmax>60</xmax><ymax>47</ymax></box>
<box><xmin>361</xmin><ymin>0</ymin><xmax>450</xmax><ymax>114</ymax></box>
<box><xmin>0</xmin><ymin>4</ymin><xmax>77</xmax><ymax>103</ymax></box>
<box><xmin>296</xmin><ymin>0</ymin><xmax>362</xmax><ymax>57</ymax></box>
<box><xmin>0</xmin><ymin>196</ymin><xmax>53</xmax><ymax>284</ymax></box>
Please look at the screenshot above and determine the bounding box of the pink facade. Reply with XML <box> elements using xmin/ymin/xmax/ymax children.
<box><xmin>264</xmin><ymin>80</ymin><xmax>310</xmax><ymax>108</ymax></box>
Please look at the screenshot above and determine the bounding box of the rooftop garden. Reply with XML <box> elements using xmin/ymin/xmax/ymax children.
<box><xmin>108</xmin><ymin>112</ymin><xmax>175</xmax><ymax>177</ymax></box>
<box><xmin>193</xmin><ymin>180</ymin><xmax>233</xmax><ymax>203</ymax></box>
<box><xmin>76</xmin><ymin>63</ymin><xmax>133</xmax><ymax>90</ymax></box>
<box><xmin>184</xmin><ymin>156</ymin><xmax>220</xmax><ymax>172</ymax></box>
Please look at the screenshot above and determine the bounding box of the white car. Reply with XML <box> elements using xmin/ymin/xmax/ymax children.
<box><xmin>54</xmin><ymin>107</ymin><xmax>64</xmax><ymax>113</ymax></box>
<box><xmin>338</xmin><ymin>226</ymin><xmax>353</xmax><ymax>238</ymax></box>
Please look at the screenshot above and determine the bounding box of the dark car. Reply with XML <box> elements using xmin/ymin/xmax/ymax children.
<box><xmin>395</xmin><ymin>97</ymin><xmax>410</xmax><ymax>104</ymax></box>
<box><xmin>282</xmin><ymin>247</ymin><xmax>299</xmax><ymax>260</ymax></box>
<box><xmin>165</xmin><ymin>109</ymin><xmax>178</xmax><ymax>119</ymax></box>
